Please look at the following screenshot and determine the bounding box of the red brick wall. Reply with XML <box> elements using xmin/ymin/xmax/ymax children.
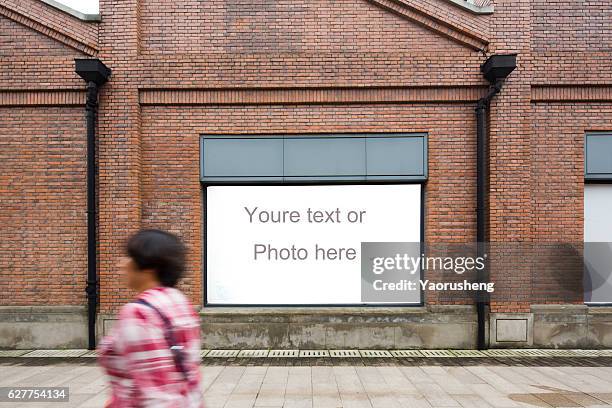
<box><xmin>532</xmin><ymin>0</ymin><xmax>612</xmax><ymax>53</ymax></box>
<box><xmin>139</xmin><ymin>0</ymin><xmax>470</xmax><ymax>55</ymax></box>
<box><xmin>2</xmin><ymin>0</ymin><xmax>612</xmax><ymax>314</ymax></box>
<box><xmin>0</xmin><ymin>9</ymin><xmax>92</xmax><ymax>306</ymax></box>
<box><xmin>0</xmin><ymin>0</ymin><xmax>98</xmax><ymax>48</ymax></box>
<box><xmin>0</xmin><ymin>107</ymin><xmax>87</xmax><ymax>306</ymax></box>
<box><xmin>0</xmin><ymin>17</ymin><xmax>76</xmax><ymax>57</ymax></box>
<box><xmin>138</xmin><ymin>104</ymin><xmax>477</xmax><ymax>308</ymax></box>
<box><xmin>530</xmin><ymin>103</ymin><xmax>612</xmax><ymax>305</ymax></box>
<box><xmin>0</xmin><ymin>16</ymin><xmax>86</xmax><ymax>90</ymax></box>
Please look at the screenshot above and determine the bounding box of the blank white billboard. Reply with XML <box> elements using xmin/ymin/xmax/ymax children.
<box><xmin>205</xmin><ymin>184</ymin><xmax>421</xmax><ymax>305</ymax></box>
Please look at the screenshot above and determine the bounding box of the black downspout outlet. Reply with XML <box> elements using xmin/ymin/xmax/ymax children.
<box><xmin>476</xmin><ymin>54</ymin><xmax>517</xmax><ymax>350</ymax></box>
<box><xmin>75</xmin><ymin>59</ymin><xmax>111</xmax><ymax>350</ymax></box>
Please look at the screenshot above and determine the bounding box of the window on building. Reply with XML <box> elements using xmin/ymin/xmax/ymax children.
<box><xmin>200</xmin><ymin>134</ymin><xmax>427</xmax><ymax>306</ymax></box>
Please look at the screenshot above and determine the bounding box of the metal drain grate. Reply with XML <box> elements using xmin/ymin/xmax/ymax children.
<box><xmin>569</xmin><ymin>349</ymin><xmax>601</xmax><ymax>357</ymax></box>
<box><xmin>205</xmin><ymin>350</ymin><xmax>240</xmax><ymax>358</ymax></box>
<box><xmin>237</xmin><ymin>350</ymin><xmax>269</xmax><ymax>358</ymax></box>
<box><xmin>450</xmin><ymin>350</ymin><xmax>487</xmax><ymax>358</ymax></box>
<box><xmin>482</xmin><ymin>349</ymin><xmax>518</xmax><ymax>357</ymax></box>
<box><xmin>22</xmin><ymin>349</ymin><xmax>88</xmax><ymax>358</ymax></box>
<box><xmin>80</xmin><ymin>350</ymin><xmax>99</xmax><ymax>358</ymax></box>
<box><xmin>299</xmin><ymin>350</ymin><xmax>330</xmax><ymax>357</ymax></box>
<box><xmin>268</xmin><ymin>350</ymin><xmax>299</xmax><ymax>357</ymax></box>
<box><xmin>329</xmin><ymin>350</ymin><xmax>361</xmax><ymax>358</ymax></box>
<box><xmin>200</xmin><ymin>349</ymin><xmax>210</xmax><ymax>358</ymax></box>
<box><xmin>359</xmin><ymin>350</ymin><xmax>393</xmax><ymax>358</ymax></box>
<box><xmin>420</xmin><ymin>350</ymin><xmax>456</xmax><ymax>358</ymax></box>
<box><xmin>545</xmin><ymin>349</ymin><xmax>583</xmax><ymax>357</ymax></box>
<box><xmin>508</xmin><ymin>349</ymin><xmax>550</xmax><ymax>357</ymax></box>
<box><xmin>391</xmin><ymin>350</ymin><xmax>425</xmax><ymax>358</ymax></box>
<box><xmin>0</xmin><ymin>350</ymin><xmax>31</xmax><ymax>357</ymax></box>
<box><xmin>598</xmin><ymin>350</ymin><xmax>612</xmax><ymax>357</ymax></box>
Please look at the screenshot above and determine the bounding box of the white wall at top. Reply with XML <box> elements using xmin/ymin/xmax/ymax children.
<box><xmin>55</xmin><ymin>0</ymin><xmax>98</xmax><ymax>14</ymax></box>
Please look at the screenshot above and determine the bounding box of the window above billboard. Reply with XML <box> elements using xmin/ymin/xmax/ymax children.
<box><xmin>585</xmin><ymin>133</ymin><xmax>612</xmax><ymax>180</ymax></box>
<box><xmin>200</xmin><ymin>134</ymin><xmax>427</xmax><ymax>183</ymax></box>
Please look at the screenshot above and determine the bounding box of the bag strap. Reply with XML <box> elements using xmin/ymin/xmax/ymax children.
<box><xmin>133</xmin><ymin>299</ymin><xmax>188</xmax><ymax>380</ymax></box>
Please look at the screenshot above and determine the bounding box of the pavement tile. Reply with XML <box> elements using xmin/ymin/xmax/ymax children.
<box><xmin>1</xmin><ymin>359</ymin><xmax>612</xmax><ymax>407</ymax></box>
<box><xmin>563</xmin><ymin>392</ymin><xmax>610</xmax><ymax>407</ymax></box>
<box><xmin>532</xmin><ymin>392</ymin><xmax>581</xmax><ymax>407</ymax></box>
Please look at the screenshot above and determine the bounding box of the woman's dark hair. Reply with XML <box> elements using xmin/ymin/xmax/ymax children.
<box><xmin>126</xmin><ymin>229</ymin><xmax>186</xmax><ymax>287</ymax></box>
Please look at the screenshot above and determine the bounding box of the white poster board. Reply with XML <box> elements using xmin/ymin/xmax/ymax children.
<box><xmin>205</xmin><ymin>184</ymin><xmax>421</xmax><ymax>304</ymax></box>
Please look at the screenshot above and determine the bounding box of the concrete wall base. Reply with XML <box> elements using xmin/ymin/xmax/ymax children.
<box><xmin>196</xmin><ymin>305</ymin><xmax>477</xmax><ymax>349</ymax></box>
<box><xmin>532</xmin><ymin>304</ymin><xmax>612</xmax><ymax>348</ymax></box>
<box><xmin>101</xmin><ymin>306</ymin><xmax>477</xmax><ymax>349</ymax></box>
<box><xmin>488</xmin><ymin>305</ymin><xmax>612</xmax><ymax>349</ymax></box>
<box><xmin>0</xmin><ymin>306</ymin><xmax>87</xmax><ymax>349</ymax></box>
<box><xmin>3</xmin><ymin>304</ymin><xmax>611</xmax><ymax>350</ymax></box>
<box><xmin>91</xmin><ymin>305</ymin><xmax>612</xmax><ymax>350</ymax></box>
<box><xmin>98</xmin><ymin>305</ymin><xmax>477</xmax><ymax>349</ymax></box>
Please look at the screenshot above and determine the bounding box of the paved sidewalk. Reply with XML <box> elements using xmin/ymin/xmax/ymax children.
<box><xmin>1</xmin><ymin>361</ymin><xmax>612</xmax><ymax>407</ymax></box>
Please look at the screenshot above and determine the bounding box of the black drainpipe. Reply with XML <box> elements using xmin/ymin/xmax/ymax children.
<box><xmin>476</xmin><ymin>54</ymin><xmax>517</xmax><ymax>350</ymax></box>
<box><xmin>75</xmin><ymin>59</ymin><xmax>111</xmax><ymax>350</ymax></box>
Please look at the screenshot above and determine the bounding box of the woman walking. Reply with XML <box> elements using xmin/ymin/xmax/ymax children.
<box><xmin>98</xmin><ymin>229</ymin><xmax>203</xmax><ymax>407</ymax></box>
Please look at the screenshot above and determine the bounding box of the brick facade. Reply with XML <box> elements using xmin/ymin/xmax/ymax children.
<box><xmin>1</xmin><ymin>0</ymin><xmax>611</xmax><ymax>347</ymax></box>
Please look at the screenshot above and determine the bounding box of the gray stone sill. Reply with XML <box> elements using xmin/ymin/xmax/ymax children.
<box><xmin>445</xmin><ymin>0</ymin><xmax>494</xmax><ymax>15</ymax></box>
<box><xmin>531</xmin><ymin>304</ymin><xmax>612</xmax><ymax>314</ymax></box>
<box><xmin>532</xmin><ymin>304</ymin><xmax>589</xmax><ymax>313</ymax></box>
<box><xmin>202</xmin><ymin>306</ymin><xmax>424</xmax><ymax>316</ymax></box>
<box><xmin>0</xmin><ymin>306</ymin><xmax>86</xmax><ymax>314</ymax></box>
<box><xmin>587</xmin><ymin>306</ymin><xmax>612</xmax><ymax>314</ymax></box>
<box><xmin>200</xmin><ymin>305</ymin><xmax>474</xmax><ymax>316</ymax></box>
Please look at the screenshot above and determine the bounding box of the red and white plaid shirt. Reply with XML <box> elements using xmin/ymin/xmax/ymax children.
<box><xmin>98</xmin><ymin>286</ymin><xmax>203</xmax><ymax>408</ymax></box>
